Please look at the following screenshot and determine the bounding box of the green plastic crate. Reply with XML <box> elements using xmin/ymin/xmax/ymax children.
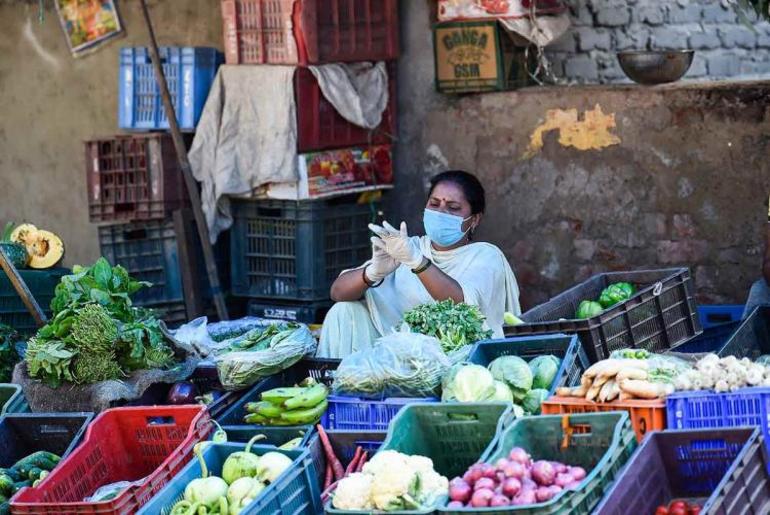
<box><xmin>0</xmin><ymin>267</ymin><xmax>68</xmax><ymax>335</ymax></box>
<box><xmin>325</xmin><ymin>402</ymin><xmax>512</xmax><ymax>514</ymax></box>
<box><xmin>438</xmin><ymin>411</ymin><xmax>637</xmax><ymax>514</ymax></box>
<box><xmin>0</xmin><ymin>383</ymin><xmax>28</xmax><ymax>415</ymax></box>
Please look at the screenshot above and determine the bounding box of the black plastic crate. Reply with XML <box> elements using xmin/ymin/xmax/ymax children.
<box><xmin>0</xmin><ymin>413</ymin><xmax>94</xmax><ymax>468</ymax></box>
<box><xmin>0</xmin><ymin>268</ymin><xmax>69</xmax><ymax>335</ymax></box>
<box><xmin>718</xmin><ymin>305</ymin><xmax>770</xmax><ymax>360</ymax></box>
<box><xmin>506</xmin><ymin>268</ymin><xmax>701</xmax><ymax>363</ymax></box>
<box><xmin>246</xmin><ymin>299</ymin><xmax>332</xmax><ymax>324</ymax></box>
<box><xmin>670</xmin><ymin>320</ymin><xmax>741</xmax><ymax>355</ymax></box>
<box><xmin>230</xmin><ymin>198</ymin><xmax>377</xmax><ymax>301</ymax></box>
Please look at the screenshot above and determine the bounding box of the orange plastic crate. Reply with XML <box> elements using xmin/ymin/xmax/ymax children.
<box><xmin>10</xmin><ymin>405</ymin><xmax>210</xmax><ymax>515</ymax></box>
<box><xmin>541</xmin><ymin>396</ymin><xmax>666</xmax><ymax>443</ymax></box>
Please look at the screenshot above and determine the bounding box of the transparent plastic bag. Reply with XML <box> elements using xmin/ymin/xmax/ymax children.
<box><xmin>332</xmin><ymin>332</ymin><xmax>451</xmax><ymax>399</ymax></box>
<box><xmin>173</xmin><ymin>316</ymin><xmax>285</xmax><ymax>358</ymax></box>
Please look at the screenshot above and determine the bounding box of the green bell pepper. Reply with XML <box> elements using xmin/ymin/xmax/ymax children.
<box><xmin>599</xmin><ymin>283</ymin><xmax>636</xmax><ymax>308</ymax></box>
<box><xmin>575</xmin><ymin>300</ymin><xmax>604</xmax><ymax>319</ymax></box>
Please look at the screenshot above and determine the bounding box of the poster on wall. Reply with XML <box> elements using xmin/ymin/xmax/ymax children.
<box><xmin>54</xmin><ymin>0</ymin><xmax>123</xmax><ymax>55</ymax></box>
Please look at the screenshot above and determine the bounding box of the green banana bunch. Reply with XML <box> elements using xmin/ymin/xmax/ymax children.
<box><xmin>244</xmin><ymin>379</ymin><xmax>329</xmax><ymax>426</ymax></box>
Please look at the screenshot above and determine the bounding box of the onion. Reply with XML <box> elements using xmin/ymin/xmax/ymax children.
<box><xmin>166</xmin><ymin>382</ymin><xmax>198</xmax><ymax>404</ymax></box>
<box><xmin>568</xmin><ymin>466</ymin><xmax>586</xmax><ymax>481</ymax></box>
<box><xmin>502</xmin><ymin>477</ymin><xmax>521</xmax><ymax>498</ymax></box>
<box><xmin>550</xmin><ymin>461</ymin><xmax>568</xmax><ymax>474</ymax></box>
<box><xmin>490</xmin><ymin>494</ymin><xmax>511</xmax><ymax>507</ymax></box>
<box><xmin>508</xmin><ymin>447</ymin><xmax>531</xmax><ymax>466</ymax></box>
<box><xmin>531</xmin><ymin>460</ymin><xmax>556</xmax><ymax>486</ymax></box>
<box><xmin>495</xmin><ymin>458</ymin><xmax>510</xmax><ymax>470</ymax></box>
<box><xmin>470</xmin><ymin>488</ymin><xmax>495</xmax><ymax>507</ymax></box>
<box><xmin>512</xmin><ymin>489</ymin><xmax>537</xmax><ymax>505</ymax></box>
<box><xmin>554</xmin><ymin>473</ymin><xmax>573</xmax><ymax>488</ymax></box>
<box><xmin>447</xmin><ymin>501</ymin><xmax>465</xmax><ymax>509</ymax></box>
<box><xmin>549</xmin><ymin>485</ymin><xmax>563</xmax><ymax>495</ymax></box>
<box><xmin>521</xmin><ymin>477</ymin><xmax>537</xmax><ymax>491</ymax></box>
<box><xmin>503</xmin><ymin>461</ymin><xmax>527</xmax><ymax>479</ymax></box>
<box><xmin>474</xmin><ymin>477</ymin><xmax>496</xmax><ymax>491</ymax></box>
<box><xmin>565</xmin><ymin>481</ymin><xmax>582</xmax><ymax>490</ymax></box>
<box><xmin>535</xmin><ymin>486</ymin><xmax>555</xmax><ymax>502</ymax></box>
<box><xmin>448</xmin><ymin>479</ymin><xmax>472</xmax><ymax>503</ymax></box>
<box><xmin>480</xmin><ymin>464</ymin><xmax>498</xmax><ymax>480</ymax></box>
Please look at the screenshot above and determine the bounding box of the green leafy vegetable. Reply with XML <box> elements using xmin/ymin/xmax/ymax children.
<box><xmin>403</xmin><ymin>300</ymin><xmax>493</xmax><ymax>353</ymax></box>
<box><xmin>441</xmin><ymin>363</ymin><xmax>496</xmax><ymax>402</ymax></box>
<box><xmin>489</xmin><ymin>356</ymin><xmax>533</xmax><ymax>401</ymax></box>
<box><xmin>25</xmin><ymin>338</ymin><xmax>76</xmax><ymax>388</ymax></box>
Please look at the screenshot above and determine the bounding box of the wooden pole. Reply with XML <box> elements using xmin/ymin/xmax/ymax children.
<box><xmin>139</xmin><ymin>0</ymin><xmax>229</xmax><ymax>320</ymax></box>
<box><xmin>0</xmin><ymin>248</ymin><xmax>47</xmax><ymax>327</ymax></box>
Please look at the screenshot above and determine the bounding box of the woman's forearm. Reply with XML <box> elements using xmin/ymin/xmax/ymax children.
<box><xmin>416</xmin><ymin>263</ymin><xmax>465</xmax><ymax>303</ymax></box>
<box><xmin>330</xmin><ymin>268</ymin><xmax>370</xmax><ymax>302</ymax></box>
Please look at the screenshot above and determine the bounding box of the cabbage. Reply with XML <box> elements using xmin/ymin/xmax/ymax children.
<box><xmin>511</xmin><ymin>403</ymin><xmax>525</xmax><ymax>418</ymax></box>
<box><xmin>522</xmin><ymin>389</ymin><xmax>550</xmax><ymax>415</ymax></box>
<box><xmin>489</xmin><ymin>356</ymin><xmax>533</xmax><ymax>401</ymax></box>
<box><xmin>441</xmin><ymin>364</ymin><xmax>496</xmax><ymax>402</ymax></box>
<box><xmin>529</xmin><ymin>355</ymin><xmax>561</xmax><ymax>390</ymax></box>
<box><xmin>491</xmin><ymin>380</ymin><xmax>514</xmax><ymax>402</ymax></box>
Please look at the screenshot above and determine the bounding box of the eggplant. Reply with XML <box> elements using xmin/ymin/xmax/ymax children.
<box><xmin>166</xmin><ymin>382</ymin><xmax>198</xmax><ymax>404</ymax></box>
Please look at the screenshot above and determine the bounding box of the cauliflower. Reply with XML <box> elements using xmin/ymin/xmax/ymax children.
<box><xmin>332</xmin><ymin>473</ymin><xmax>373</xmax><ymax>510</ymax></box>
<box><xmin>370</xmin><ymin>468</ymin><xmax>420</xmax><ymax>511</ymax></box>
<box><xmin>362</xmin><ymin>450</ymin><xmax>410</xmax><ymax>477</ymax></box>
<box><xmin>416</xmin><ymin>470</ymin><xmax>449</xmax><ymax>504</ymax></box>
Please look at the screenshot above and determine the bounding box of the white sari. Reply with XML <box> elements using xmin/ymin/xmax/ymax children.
<box><xmin>317</xmin><ymin>236</ymin><xmax>520</xmax><ymax>359</ymax></box>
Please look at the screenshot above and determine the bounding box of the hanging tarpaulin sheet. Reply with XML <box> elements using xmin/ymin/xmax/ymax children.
<box><xmin>437</xmin><ymin>0</ymin><xmax>565</xmax><ymax>22</ymax></box>
<box><xmin>54</xmin><ymin>0</ymin><xmax>123</xmax><ymax>56</ymax></box>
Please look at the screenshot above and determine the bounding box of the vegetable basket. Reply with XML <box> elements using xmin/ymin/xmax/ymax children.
<box><xmin>0</xmin><ymin>413</ymin><xmax>94</xmax><ymax>468</ymax></box>
<box><xmin>438</xmin><ymin>411</ymin><xmax>637</xmax><ymax>515</ymax></box>
<box><xmin>467</xmin><ymin>334</ymin><xmax>590</xmax><ymax>395</ymax></box>
<box><xmin>594</xmin><ymin>427</ymin><xmax>770</xmax><ymax>514</ymax></box>
<box><xmin>137</xmin><ymin>443</ymin><xmax>320</xmax><ymax>515</ymax></box>
<box><xmin>0</xmin><ymin>383</ymin><xmax>28</xmax><ymax>415</ymax></box>
<box><xmin>541</xmin><ymin>396</ymin><xmax>666</xmax><ymax>443</ymax></box>
<box><xmin>505</xmin><ymin>268</ymin><xmax>701</xmax><ymax>363</ymax></box>
<box><xmin>10</xmin><ymin>405</ymin><xmax>210</xmax><ymax>515</ymax></box>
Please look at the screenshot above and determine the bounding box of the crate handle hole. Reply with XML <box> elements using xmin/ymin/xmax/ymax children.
<box><xmin>256</xmin><ymin>207</ymin><xmax>284</xmax><ymax>218</ymax></box>
<box><xmin>123</xmin><ymin>228</ymin><xmax>149</xmax><ymax>240</ymax></box>
<box><xmin>38</xmin><ymin>425</ymin><xmax>70</xmax><ymax>435</ymax></box>
<box><xmin>447</xmin><ymin>413</ymin><xmax>478</xmax><ymax>422</ymax></box>
<box><xmin>114</xmin><ymin>203</ymin><xmax>138</xmax><ymax>213</ymax></box>
<box><xmin>146</xmin><ymin>415</ymin><xmax>176</xmax><ymax>426</ymax></box>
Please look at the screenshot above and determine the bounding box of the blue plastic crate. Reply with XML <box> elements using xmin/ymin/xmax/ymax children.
<box><xmin>467</xmin><ymin>333</ymin><xmax>589</xmax><ymax>395</ymax></box>
<box><xmin>697</xmin><ymin>304</ymin><xmax>745</xmax><ymax>329</ymax></box>
<box><xmin>670</xmin><ymin>320</ymin><xmax>741</xmax><ymax>354</ymax></box>
<box><xmin>137</xmin><ymin>443</ymin><xmax>320</xmax><ymax>515</ymax></box>
<box><xmin>320</xmin><ymin>395</ymin><xmax>439</xmax><ymax>431</ymax></box>
<box><xmin>119</xmin><ymin>47</ymin><xmax>222</xmax><ymax>131</ymax></box>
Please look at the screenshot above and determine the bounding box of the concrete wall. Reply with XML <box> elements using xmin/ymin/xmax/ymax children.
<box><xmin>0</xmin><ymin>0</ymin><xmax>768</xmax><ymax>310</ymax></box>
<box><xmin>0</xmin><ymin>0</ymin><xmax>223</xmax><ymax>267</ymax></box>
<box><xmin>548</xmin><ymin>0</ymin><xmax>770</xmax><ymax>83</ymax></box>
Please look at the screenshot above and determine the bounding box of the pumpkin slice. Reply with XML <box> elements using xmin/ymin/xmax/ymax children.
<box><xmin>26</xmin><ymin>230</ymin><xmax>64</xmax><ymax>269</ymax></box>
<box><xmin>10</xmin><ymin>223</ymin><xmax>39</xmax><ymax>246</ymax></box>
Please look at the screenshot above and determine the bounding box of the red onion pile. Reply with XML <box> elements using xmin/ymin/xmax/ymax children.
<box><xmin>447</xmin><ymin>447</ymin><xmax>587</xmax><ymax>508</ymax></box>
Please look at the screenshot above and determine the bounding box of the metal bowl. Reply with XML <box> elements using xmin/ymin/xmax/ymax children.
<box><xmin>617</xmin><ymin>50</ymin><xmax>695</xmax><ymax>85</ymax></box>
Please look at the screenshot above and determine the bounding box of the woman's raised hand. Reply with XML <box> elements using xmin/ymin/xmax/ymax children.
<box><xmin>365</xmin><ymin>235</ymin><xmax>399</xmax><ymax>283</ymax></box>
<box><xmin>368</xmin><ymin>221</ymin><xmax>424</xmax><ymax>269</ymax></box>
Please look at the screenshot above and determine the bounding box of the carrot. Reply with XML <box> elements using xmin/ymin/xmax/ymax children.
<box><xmin>355</xmin><ymin>451</ymin><xmax>368</xmax><ymax>472</ymax></box>
<box><xmin>316</xmin><ymin>424</ymin><xmax>345</xmax><ymax>480</ymax></box>
<box><xmin>321</xmin><ymin>479</ymin><xmax>340</xmax><ymax>504</ymax></box>
<box><xmin>324</xmin><ymin>461</ymin><xmax>333</xmax><ymax>490</ymax></box>
<box><xmin>346</xmin><ymin>446</ymin><xmax>363</xmax><ymax>476</ymax></box>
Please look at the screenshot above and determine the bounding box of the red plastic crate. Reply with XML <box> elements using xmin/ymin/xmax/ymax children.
<box><xmin>10</xmin><ymin>405</ymin><xmax>210</xmax><ymax>515</ymax></box>
<box><xmin>86</xmin><ymin>134</ymin><xmax>189</xmax><ymax>223</ymax></box>
<box><xmin>295</xmin><ymin>64</ymin><xmax>396</xmax><ymax>152</ymax></box>
<box><xmin>221</xmin><ymin>0</ymin><xmax>399</xmax><ymax>65</ymax></box>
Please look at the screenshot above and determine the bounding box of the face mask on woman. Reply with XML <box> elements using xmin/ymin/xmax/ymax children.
<box><xmin>423</xmin><ymin>208</ymin><xmax>473</xmax><ymax>247</ymax></box>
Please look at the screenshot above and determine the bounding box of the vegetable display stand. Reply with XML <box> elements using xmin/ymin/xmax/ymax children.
<box><xmin>670</xmin><ymin>320</ymin><xmax>741</xmax><ymax>355</ymax></box>
<box><xmin>716</xmin><ymin>305</ymin><xmax>770</xmax><ymax>360</ymax></box>
<box><xmin>467</xmin><ymin>334</ymin><xmax>590</xmax><ymax>395</ymax></box>
<box><xmin>697</xmin><ymin>304</ymin><xmax>745</xmax><ymax>329</ymax></box>
<box><xmin>10</xmin><ymin>405</ymin><xmax>210</xmax><ymax>515</ymax></box>
<box><xmin>439</xmin><ymin>412</ymin><xmax>637</xmax><ymax>515</ymax></box>
<box><xmin>377</xmin><ymin>402</ymin><xmax>511</xmax><ymax>478</ymax></box>
<box><xmin>86</xmin><ymin>134</ymin><xmax>189</xmax><ymax>223</ymax></box>
<box><xmin>247</xmin><ymin>298</ymin><xmax>332</xmax><ymax>324</ymax></box>
<box><xmin>0</xmin><ymin>383</ymin><xmax>28</xmax><ymax>415</ymax></box>
<box><xmin>221</xmin><ymin>0</ymin><xmax>399</xmax><ymax>65</ymax></box>
<box><xmin>594</xmin><ymin>427</ymin><xmax>770</xmax><ymax>515</ymax></box>
<box><xmin>541</xmin><ymin>396</ymin><xmax>666</xmax><ymax>442</ymax></box>
<box><xmin>505</xmin><ymin>268</ymin><xmax>701</xmax><ymax>363</ymax></box>
<box><xmin>320</xmin><ymin>394</ymin><xmax>439</xmax><ymax>431</ymax></box>
<box><xmin>0</xmin><ymin>413</ymin><xmax>93</xmax><ymax>468</ymax></box>
<box><xmin>137</xmin><ymin>443</ymin><xmax>320</xmax><ymax>515</ymax></box>
<box><xmin>118</xmin><ymin>47</ymin><xmax>223</xmax><ymax>131</ymax></box>
<box><xmin>230</xmin><ymin>197</ymin><xmax>376</xmax><ymax>300</ymax></box>
<box><xmin>307</xmin><ymin>429</ymin><xmax>386</xmax><ymax>491</ymax></box>
<box><xmin>0</xmin><ymin>268</ymin><xmax>68</xmax><ymax>335</ymax></box>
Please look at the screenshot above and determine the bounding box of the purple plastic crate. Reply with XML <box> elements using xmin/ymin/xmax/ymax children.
<box><xmin>320</xmin><ymin>395</ymin><xmax>439</xmax><ymax>431</ymax></box>
<box><xmin>594</xmin><ymin>427</ymin><xmax>770</xmax><ymax>515</ymax></box>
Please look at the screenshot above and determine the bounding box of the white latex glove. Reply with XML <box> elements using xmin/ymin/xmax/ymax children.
<box><xmin>364</xmin><ymin>236</ymin><xmax>399</xmax><ymax>283</ymax></box>
<box><xmin>368</xmin><ymin>221</ymin><xmax>425</xmax><ymax>270</ymax></box>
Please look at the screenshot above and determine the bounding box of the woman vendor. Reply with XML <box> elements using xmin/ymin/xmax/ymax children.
<box><xmin>317</xmin><ymin>170</ymin><xmax>521</xmax><ymax>359</ymax></box>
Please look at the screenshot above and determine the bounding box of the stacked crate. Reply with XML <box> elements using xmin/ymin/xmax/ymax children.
<box><xmin>221</xmin><ymin>0</ymin><xmax>400</xmax><ymax>323</ymax></box>
<box><xmin>85</xmin><ymin>46</ymin><xmax>224</xmax><ymax>326</ymax></box>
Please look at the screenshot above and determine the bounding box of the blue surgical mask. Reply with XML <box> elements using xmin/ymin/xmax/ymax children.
<box><xmin>423</xmin><ymin>209</ymin><xmax>472</xmax><ymax>247</ymax></box>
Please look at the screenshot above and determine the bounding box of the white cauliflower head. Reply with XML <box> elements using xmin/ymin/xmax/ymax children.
<box><xmin>362</xmin><ymin>450</ymin><xmax>410</xmax><ymax>477</ymax></box>
<box><xmin>416</xmin><ymin>469</ymin><xmax>449</xmax><ymax>504</ymax></box>
<box><xmin>370</xmin><ymin>468</ymin><xmax>420</xmax><ymax>511</ymax></box>
<box><xmin>332</xmin><ymin>473</ymin><xmax>374</xmax><ymax>510</ymax></box>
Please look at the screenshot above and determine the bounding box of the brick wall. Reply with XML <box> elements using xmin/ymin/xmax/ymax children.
<box><xmin>546</xmin><ymin>0</ymin><xmax>770</xmax><ymax>83</ymax></box>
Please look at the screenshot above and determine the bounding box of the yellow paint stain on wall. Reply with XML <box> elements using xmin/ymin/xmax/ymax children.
<box><xmin>523</xmin><ymin>104</ymin><xmax>621</xmax><ymax>159</ymax></box>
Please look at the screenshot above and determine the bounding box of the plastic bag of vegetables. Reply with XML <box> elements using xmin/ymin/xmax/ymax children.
<box><xmin>332</xmin><ymin>332</ymin><xmax>450</xmax><ymax>399</ymax></box>
<box><xmin>215</xmin><ymin>324</ymin><xmax>317</xmax><ymax>390</ymax></box>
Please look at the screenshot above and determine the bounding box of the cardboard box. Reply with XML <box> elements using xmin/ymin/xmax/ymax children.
<box><xmin>255</xmin><ymin>145</ymin><xmax>394</xmax><ymax>201</ymax></box>
<box><xmin>437</xmin><ymin>0</ymin><xmax>565</xmax><ymax>22</ymax></box>
<box><xmin>434</xmin><ymin>20</ymin><xmax>536</xmax><ymax>94</ymax></box>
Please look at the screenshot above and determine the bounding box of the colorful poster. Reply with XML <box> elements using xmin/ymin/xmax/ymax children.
<box><xmin>55</xmin><ymin>0</ymin><xmax>122</xmax><ymax>55</ymax></box>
